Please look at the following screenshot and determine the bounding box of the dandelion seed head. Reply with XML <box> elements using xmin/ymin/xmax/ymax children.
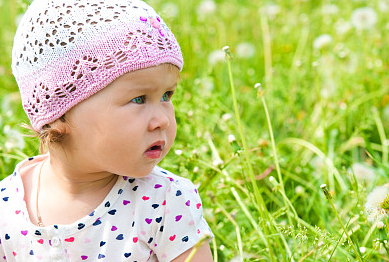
<box><xmin>351</xmin><ymin>7</ymin><xmax>377</xmax><ymax>30</ymax></box>
<box><xmin>236</xmin><ymin>42</ymin><xmax>256</xmax><ymax>59</ymax></box>
<box><xmin>208</xmin><ymin>50</ymin><xmax>225</xmax><ymax>65</ymax></box>
<box><xmin>365</xmin><ymin>185</ymin><xmax>389</xmax><ymax>222</ymax></box>
<box><xmin>197</xmin><ymin>0</ymin><xmax>216</xmax><ymax>16</ymax></box>
<box><xmin>313</xmin><ymin>34</ymin><xmax>333</xmax><ymax>50</ymax></box>
<box><xmin>351</xmin><ymin>163</ymin><xmax>375</xmax><ymax>182</ymax></box>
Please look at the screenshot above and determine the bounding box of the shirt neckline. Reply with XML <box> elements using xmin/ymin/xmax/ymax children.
<box><xmin>14</xmin><ymin>155</ymin><xmax>129</xmax><ymax>236</ymax></box>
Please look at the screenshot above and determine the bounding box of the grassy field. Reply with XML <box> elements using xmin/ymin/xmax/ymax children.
<box><xmin>1</xmin><ymin>0</ymin><xmax>389</xmax><ymax>261</ymax></box>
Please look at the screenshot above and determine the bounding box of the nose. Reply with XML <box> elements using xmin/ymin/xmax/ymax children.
<box><xmin>148</xmin><ymin>106</ymin><xmax>171</xmax><ymax>131</ymax></box>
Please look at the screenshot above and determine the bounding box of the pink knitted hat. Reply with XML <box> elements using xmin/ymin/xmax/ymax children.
<box><xmin>12</xmin><ymin>0</ymin><xmax>183</xmax><ymax>131</ymax></box>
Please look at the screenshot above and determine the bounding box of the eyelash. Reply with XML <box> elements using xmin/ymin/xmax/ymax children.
<box><xmin>131</xmin><ymin>91</ymin><xmax>174</xmax><ymax>104</ymax></box>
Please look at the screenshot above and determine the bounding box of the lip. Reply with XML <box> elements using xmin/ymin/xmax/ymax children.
<box><xmin>145</xmin><ymin>140</ymin><xmax>166</xmax><ymax>159</ymax></box>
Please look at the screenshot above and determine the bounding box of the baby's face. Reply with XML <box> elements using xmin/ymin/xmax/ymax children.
<box><xmin>64</xmin><ymin>64</ymin><xmax>179</xmax><ymax>177</ymax></box>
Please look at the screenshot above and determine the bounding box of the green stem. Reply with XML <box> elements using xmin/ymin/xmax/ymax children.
<box><xmin>321</xmin><ymin>185</ymin><xmax>363</xmax><ymax>262</ymax></box>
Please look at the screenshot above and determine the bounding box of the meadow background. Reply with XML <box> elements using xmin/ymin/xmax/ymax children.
<box><xmin>1</xmin><ymin>0</ymin><xmax>389</xmax><ymax>261</ymax></box>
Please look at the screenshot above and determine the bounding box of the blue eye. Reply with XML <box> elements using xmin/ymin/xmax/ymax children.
<box><xmin>161</xmin><ymin>91</ymin><xmax>173</xmax><ymax>102</ymax></box>
<box><xmin>131</xmin><ymin>96</ymin><xmax>145</xmax><ymax>104</ymax></box>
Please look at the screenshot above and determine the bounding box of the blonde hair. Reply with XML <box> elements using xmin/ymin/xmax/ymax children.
<box><xmin>22</xmin><ymin>115</ymin><xmax>67</xmax><ymax>153</ymax></box>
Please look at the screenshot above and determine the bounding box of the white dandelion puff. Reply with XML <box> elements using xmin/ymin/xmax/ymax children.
<box><xmin>236</xmin><ymin>42</ymin><xmax>256</xmax><ymax>59</ymax></box>
<box><xmin>351</xmin><ymin>7</ymin><xmax>377</xmax><ymax>30</ymax></box>
<box><xmin>365</xmin><ymin>185</ymin><xmax>389</xmax><ymax>222</ymax></box>
<box><xmin>208</xmin><ymin>50</ymin><xmax>225</xmax><ymax>65</ymax></box>
<box><xmin>197</xmin><ymin>0</ymin><xmax>216</xmax><ymax>16</ymax></box>
<box><xmin>351</xmin><ymin>163</ymin><xmax>375</xmax><ymax>182</ymax></box>
<box><xmin>313</xmin><ymin>34</ymin><xmax>333</xmax><ymax>50</ymax></box>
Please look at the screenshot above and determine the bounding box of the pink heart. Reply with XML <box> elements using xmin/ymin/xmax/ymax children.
<box><xmin>15</xmin><ymin>210</ymin><xmax>21</xmax><ymax>215</ymax></box>
<box><xmin>162</xmin><ymin>254</ymin><xmax>167</xmax><ymax>258</ymax></box>
<box><xmin>175</xmin><ymin>215</ymin><xmax>182</xmax><ymax>222</ymax></box>
<box><xmin>140</xmin><ymin>231</ymin><xmax>146</xmax><ymax>235</ymax></box>
<box><xmin>65</xmin><ymin>237</ymin><xmax>75</xmax><ymax>242</ymax></box>
<box><xmin>185</xmin><ymin>200</ymin><xmax>191</xmax><ymax>206</ymax></box>
<box><xmin>81</xmin><ymin>255</ymin><xmax>88</xmax><ymax>260</ymax></box>
<box><xmin>21</xmin><ymin>230</ymin><xmax>28</xmax><ymax>236</ymax></box>
<box><xmin>142</xmin><ymin>196</ymin><xmax>150</xmax><ymax>201</ymax></box>
<box><xmin>169</xmin><ymin>235</ymin><xmax>176</xmax><ymax>241</ymax></box>
<box><xmin>37</xmin><ymin>239</ymin><xmax>44</xmax><ymax>244</ymax></box>
<box><xmin>111</xmin><ymin>226</ymin><xmax>117</xmax><ymax>231</ymax></box>
<box><xmin>123</xmin><ymin>200</ymin><xmax>130</xmax><ymax>205</ymax></box>
<box><xmin>189</xmin><ymin>220</ymin><xmax>195</xmax><ymax>226</ymax></box>
<box><xmin>196</xmin><ymin>203</ymin><xmax>202</xmax><ymax>209</ymax></box>
<box><xmin>133</xmin><ymin>237</ymin><xmax>138</xmax><ymax>243</ymax></box>
<box><xmin>84</xmin><ymin>238</ymin><xmax>91</xmax><ymax>243</ymax></box>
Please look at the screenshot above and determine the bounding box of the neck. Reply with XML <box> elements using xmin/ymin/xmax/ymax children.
<box><xmin>43</xmin><ymin>151</ymin><xmax>118</xmax><ymax>197</ymax></box>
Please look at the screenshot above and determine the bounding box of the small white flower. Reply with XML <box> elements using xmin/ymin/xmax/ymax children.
<box><xmin>236</xmin><ymin>42</ymin><xmax>255</xmax><ymax>59</ymax></box>
<box><xmin>351</xmin><ymin>163</ymin><xmax>375</xmax><ymax>181</ymax></box>
<box><xmin>212</xmin><ymin>159</ymin><xmax>223</xmax><ymax>167</ymax></box>
<box><xmin>351</xmin><ymin>7</ymin><xmax>377</xmax><ymax>30</ymax></box>
<box><xmin>359</xmin><ymin>247</ymin><xmax>366</xmax><ymax>254</ymax></box>
<box><xmin>197</xmin><ymin>0</ymin><xmax>216</xmax><ymax>16</ymax></box>
<box><xmin>295</xmin><ymin>185</ymin><xmax>304</xmax><ymax>195</ymax></box>
<box><xmin>208</xmin><ymin>50</ymin><xmax>225</xmax><ymax>65</ymax></box>
<box><xmin>365</xmin><ymin>185</ymin><xmax>389</xmax><ymax>222</ymax></box>
<box><xmin>174</xmin><ymin>149</ymin><xmax>183</xmax><ymax>156</ymax></box>
<box><xmin>228</xmin><ymin>134</ymin><xmax>236</xmax><ymax>143</ymax></box>
<box><xmin>161</xmin><ymin>2</ymin><xmax>179</xmax><ymax>18</ymax></box>
<box><xmin>313</xmin><ymin>34</ymin><xmax>333</xmax><ymax>50</ymax></box>
<box><xmin>193</xmin><ymin>166</ymin><xmax>199</xmax><ymax>173</ymax></box>
<box><xmin>377</xmin><ymin>221</ymin><xmax>385</xmax><ymax>229</ymax></box>
<box><xmin>187</xmin><ymin>110</ymin><xmax>193</xmax><ymax>117</ymax></box>
<box><xmin>222</xmin><ymin>113</ymin><xmax>232</xmax><ymax>121</ymax></box>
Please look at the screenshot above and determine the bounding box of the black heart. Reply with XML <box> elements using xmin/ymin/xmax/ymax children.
<box><xmin>108</xmin><ymin>209</ymin><xmax>117</xmax><ymax>215</ymax></box>
<box><xmin>78</xmin><ymin>223</ymin><xmax>85</xmax><ymax>230</ymax></box>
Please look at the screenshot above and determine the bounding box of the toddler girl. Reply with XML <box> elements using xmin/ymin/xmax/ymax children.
<box><xmin>0</xmin><ymin>0</ymin><xmax>214</xmax><ymax>261</ymax></box>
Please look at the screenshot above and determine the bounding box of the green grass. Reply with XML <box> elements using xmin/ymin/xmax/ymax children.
<box><xmin>1</xmin><ymin>0</ymin><xmax>389</xmax><ymax>261</ymax></box>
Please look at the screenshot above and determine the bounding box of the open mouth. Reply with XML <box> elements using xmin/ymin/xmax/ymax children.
<box><xmin>145</xmin><ymin>141</ymin><xmax>165</xmax><ymax>159</ymax></box>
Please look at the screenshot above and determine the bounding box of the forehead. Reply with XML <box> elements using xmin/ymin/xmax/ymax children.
<box><xmin>103</xmin><ymin>63</ymin><xmax>180</xmax><ymax>94</ymax></box>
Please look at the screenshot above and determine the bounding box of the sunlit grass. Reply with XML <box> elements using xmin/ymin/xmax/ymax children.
<box><xmin>1</xmin><ymin>0</ymin><xmax>389</xmax><ymax>261</ymax></box>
